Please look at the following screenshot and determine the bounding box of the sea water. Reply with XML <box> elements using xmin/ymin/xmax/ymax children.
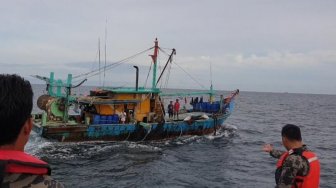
<box><xmin>26</xmin><ymin>85</ymin><xmax>336</xmax><ymax>187</ymax></box>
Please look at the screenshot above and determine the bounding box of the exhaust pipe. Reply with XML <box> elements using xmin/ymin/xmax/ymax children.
<box><xmin>133</xmin><ymin>66</ymin><xmax>139</xmax><ymax>91</ymax></box>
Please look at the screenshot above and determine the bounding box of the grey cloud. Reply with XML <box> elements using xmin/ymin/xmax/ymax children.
<box><xmin>1</xmin><ymin>0</ymin><xmax>336</xmax><ymax>94</ymax></box>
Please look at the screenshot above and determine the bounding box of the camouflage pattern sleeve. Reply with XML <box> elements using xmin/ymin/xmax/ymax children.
<box><xmin>2</xmin><ymin>173</ymin><xmax>64</xmax><ymax>188</ymax></box>
<box><xmin>275</xmin><ymin>155</ymin><xmax>309</xmax><ymax>188</ymax></box>
<box><xmin>270</xmin><ymin>149</ymin><xmax>285</xmax><ymax>159</ymax></box>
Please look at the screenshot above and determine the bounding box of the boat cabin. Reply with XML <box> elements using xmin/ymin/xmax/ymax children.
<box><xmin>78</xmin><ymin>87</ymin><xmax>165</xmax><ymax>125</ymax></box>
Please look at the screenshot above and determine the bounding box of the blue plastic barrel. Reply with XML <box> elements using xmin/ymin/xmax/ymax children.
<box><xmin>112</xmin><ymin>114</ymin><xmax>119</xmax><ymax>123</ymax></box>
<box><xmin>215</xmin><ymin>102</ymin><xmax>220</xmax><ymax>112</ymax></box>
<box><xmin>210</xmin><ymin>103</ymin><xmax>215</xmax><ymax>112</ymax></box>
<box><xmin>93</xmin><ymin>115</ymin><xmax>100</xmax><ymax>124</ymax></box>
<box><xmin>202</xmin><ymin>104</ymin><xmax>206</xmax><ymax>112</ymax></box>
<box><xmin>100</xmin><ymin>115</ymin><xmax>107</xmax><ymax>124</ymax></box>
<box><xmin>201</xmin><ymin>103</ymin><xmax>207</xmax><ymax>112</ymax></box>
<box><xmin>107</xmin><ymin>115</ymin><xmax>113</xmax><ymax>124</ymax></box>
<box><xmin>195</xmin><ymin>103</ymin><xmax>201</xmax><ymax>111</ymax></box>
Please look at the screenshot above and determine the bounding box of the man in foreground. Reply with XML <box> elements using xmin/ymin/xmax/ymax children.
<box><xmin>263</xmin><ymin>124</ymin><xmax>320</xmax><ymax>188</ymax></box>
<box><xmin>0</xmin><ymin>74</ymin><xmax>64</xmax><ymax>187</ymax></box>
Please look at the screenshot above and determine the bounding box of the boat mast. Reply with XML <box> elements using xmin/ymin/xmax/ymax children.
<box><xmin>98</xmin><ymin>38</ymin><xmax>101</xmax><ymax>86</ymax></box>
<box><xmin>210</xmin><ymin>61</ymin><xmax>214</xmax><ymax>103</ymax></box>
<box><xmin>156</xmin><ymin>48</ymin><xmax>176</xmax><ymax>87</ymax></box>
<box><xmin>151</xmin><ymin>38</ymin><xmax>159</xmax><ymax>89</ymax></box>
<box><xmin>103</xmin><ymin>18</ymin><xmax>107</xmax><ymax>87</ymax></box>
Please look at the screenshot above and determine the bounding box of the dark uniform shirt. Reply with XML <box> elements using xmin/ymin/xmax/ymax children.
<box><xmin>2</xmin><ymin>173</ymin><xmax>64</xmax><ymax>188</ymax></box>
<box><xmin>168</xmin><ymin>104</ymin><xmax>173</xmax><ymax>113</ymax></box>
<box><xmin>270</xmin><ymin>145</ymin><xmax>310</xmax><ymax>188</ymax></box>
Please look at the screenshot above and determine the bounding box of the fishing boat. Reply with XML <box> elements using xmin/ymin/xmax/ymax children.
<box><xmin>32</xmin><ymin>39</ymin><xmax>239</xmax><ymax>142</ymax></box>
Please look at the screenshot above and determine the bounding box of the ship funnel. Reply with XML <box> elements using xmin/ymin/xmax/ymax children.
<box><xmin>133</xmin><ymin>66</ymin><xmax>139</xmax><ymax>91</ymax></box>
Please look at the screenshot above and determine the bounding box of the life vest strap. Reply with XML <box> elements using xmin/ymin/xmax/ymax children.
<box><xmin>295</xmin><ymin>178</ymin><xmax>304</xmax><ymax>182</ymax></box>
<box><xmin>0</xmin><ymin>159</ymin><xmax>51</xmax><ymax>175</ymax></box>
<box><xmin>0</xmin><ymin>150</ymin><xmax>50</xmax><ymax>176</ymax></box>
<box><xmin>308</xmin><ymin>156</ymin><xmax>318</xmax><ymax>163</ymax></box>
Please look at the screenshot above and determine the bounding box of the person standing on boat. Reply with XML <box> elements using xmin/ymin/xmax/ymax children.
<box><xmin>262</xmin><ymin>124</ymin><xmax>320</xmax><ymax>188</ymax></box>
<box><xmin>0</xmin><ymin>74</ymin><xmax>64</xmax><ymax>188</ymax></box>
<box><xmin>168</xmin><ymin>101</ymin><xmax>174</xmax><ymax>119</ymax></box>
<box><xmin>120</xmin><ymin>112</ymin><xmax>126</xmax><ymax>124</ymax></box>
<box><xmin>174</xmin><ymin>99</ymin><xmax>180</xmax><ymax>120</ymax></box>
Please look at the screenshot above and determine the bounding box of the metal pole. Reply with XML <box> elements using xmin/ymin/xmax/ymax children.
<box><xmin>133</xmin><ymin>66</ymin><xmax>139</xmax><ymax>91</ymax></box>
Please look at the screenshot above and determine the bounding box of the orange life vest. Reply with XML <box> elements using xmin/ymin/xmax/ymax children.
<box><xmin>276</xmin><ymin>149</ymin><xmax>320</xmax><ymax>188</ymax></box>
<box><xmin>0</xmin><ymin>150</ymin><xmax>50</xmax><ymax>175</ymax></box>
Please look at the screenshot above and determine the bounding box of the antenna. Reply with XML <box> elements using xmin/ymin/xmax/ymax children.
<box><xmin>210</xmin><ymin>61</ymin><xmax>213</xmax><ymax>87</ymax></box>
<box><xmin>98</xmin><ymin>37</ymin><xmax>101</xmax><ymax>86</ymax></box>
<box><xmin>103</xmin><ymin>18</ymin><xmax>107</xmax><ymax>87</ymax></box>
<box><xmin>210</xmin><ymin>60</ymin><xmax>214</xmax><ymax>103</ymax></box>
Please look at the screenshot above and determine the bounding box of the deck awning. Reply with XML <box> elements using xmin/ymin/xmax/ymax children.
<box><xmin>78</xmin><ymin>99</ymin><xmax>140</xmax><ymax>105</ymax></box>
<box><xmin>100</xmin><ymin>87</ymin><xmax>161</xmax><ymax>94</ymax></box>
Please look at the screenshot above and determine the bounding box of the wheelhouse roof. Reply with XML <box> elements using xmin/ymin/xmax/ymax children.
<box><xmin>99</xmin><ymin>87</ymin><xmax>161</xmax><ymax>94</ymax></box>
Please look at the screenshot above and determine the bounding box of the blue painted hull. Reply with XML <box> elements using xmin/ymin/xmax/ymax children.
<box><xmin>33</xmin><ymin>100</ymin><xmax>235</xmax><ymax>142</ymax></box>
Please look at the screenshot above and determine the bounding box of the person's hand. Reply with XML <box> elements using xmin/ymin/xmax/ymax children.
<box><xmin>262</xmin><ymin>144</ymin><xmax>273</xmax><ymax>153</ymax></box>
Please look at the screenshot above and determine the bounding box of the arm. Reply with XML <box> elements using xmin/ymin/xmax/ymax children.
<box><xmin>262</xmin><ymin>144</ymin><xmax>285</xmax><ymax>159</ymax></box>
<box><xmin>270</xmin><ymin>150</ymin><xmax>285</xmax><ymax>159</ymax></box>
<box><xmin>275</xmin><ymin>155</ymin><xmax>302</xmax><ymax>188</ymax></box>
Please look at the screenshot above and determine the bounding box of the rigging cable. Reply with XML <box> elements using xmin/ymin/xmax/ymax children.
<box><xmin>159</xmin><ymin>47</ymin><xmax>174</xmax><ymax>56</ymax></box>
<box><xmin>164</xmin><ymin>62</ymin><xmax>172</xmax><ymax>88</ymax></box>
<box><xmin>73</xmin><ymin>62</ymin><xmax>121</xmax><ymax>82</ymax></box>
<box><xmin>73</xmin><ymin>47</ymin><xmax>154</xmax><ymax>81</ymax></box>
<box><xmin>156</xmin><ymin>48</ymin><xmax>175</xmax><ymax>88</ymax></box>
<box><xmin>157</xmin><ymin>55</ymin><xmax>164</xmax><ymax>88</ymax></box>
<box><xmin>173</xmin><ymin>61</ymin><xmax>207</xmax><ymax>90</ymax></box>
<box><xmin>143</xmin><ymin>61</ymin><xmax>152</xmax><ymax>88</ymax></box>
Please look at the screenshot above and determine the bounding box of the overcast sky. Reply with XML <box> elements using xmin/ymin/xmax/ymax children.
<box><xmin>1</xmin><ymin>0</ymin><xmax>335</xmax><ymax>94</ymax></box>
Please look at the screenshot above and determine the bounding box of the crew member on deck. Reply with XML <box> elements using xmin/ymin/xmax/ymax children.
<box><xmin>0</xmin><ymin>74</ymin><xmax>64</xmax><ymax>187</ymax></box>
<box><xmin>174</xmin><ymin>99</ymin><xmax>180</xmax><ymax>120</ymax></box>
<box><xmin>120</xmin><ymin>112</ymin><xmax>126</xmax><ymax>124</ymax></box>
<box><xmin>262</xmin><ymin>124</ymin><xmax>320</xmax><ymax>188</ymax></box>
<box><xmin>168</xmin><ymin>101</ymin><xmax>174</xmax><ymax>119</ymax></box>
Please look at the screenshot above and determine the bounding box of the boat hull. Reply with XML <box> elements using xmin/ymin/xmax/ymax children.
<box><xmin>33</xmin><ymin>113</ymin><xmax>230</xmax><ymax>142</ymax></box>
